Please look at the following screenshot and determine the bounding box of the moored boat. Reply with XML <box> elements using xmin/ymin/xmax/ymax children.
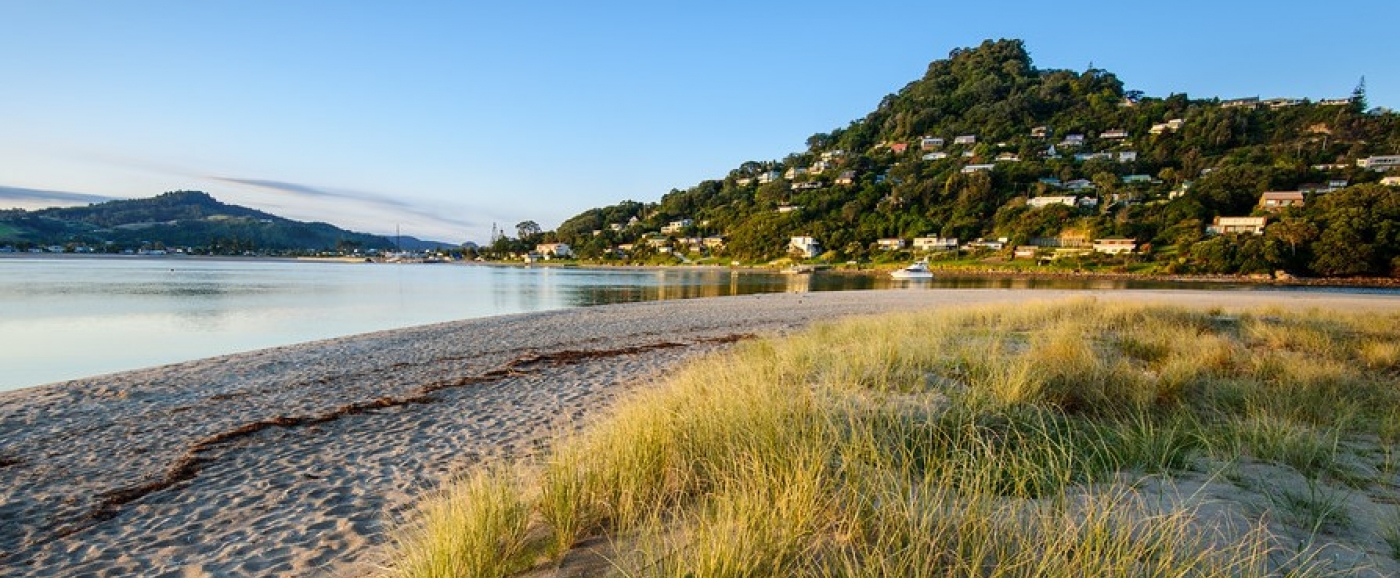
<box><xmin>889</xmin><ymin>260</ymin><xmax>933</xmax><ymax>279</ymax></box>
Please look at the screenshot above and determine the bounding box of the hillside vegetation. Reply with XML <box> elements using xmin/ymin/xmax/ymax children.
<box><xmin>517</xmin><ymin>39</ymin><xmax>1400</xmax><ymax>278</ymax></box>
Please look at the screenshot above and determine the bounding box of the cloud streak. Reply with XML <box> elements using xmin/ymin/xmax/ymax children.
<box><xmin>209</xmin><ymin>176</ymin><xmax>481</xmax><ymax>241</ymax></box>
<box><xmin>0</xmin><ymin>186</ymin><xmax>123</xmax><ymax>209</ymax></box>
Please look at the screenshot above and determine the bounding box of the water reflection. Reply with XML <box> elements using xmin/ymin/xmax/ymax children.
<box><xmin>2</xmin><ymin>258</ymin><xmax>1394</xmax><ymax>392</ymax></box>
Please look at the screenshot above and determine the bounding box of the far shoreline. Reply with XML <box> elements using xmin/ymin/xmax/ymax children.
<box><xmin>8</xmin><ymin>252</ymin><xmax>1398</xmax><ymax>289</ymax></box>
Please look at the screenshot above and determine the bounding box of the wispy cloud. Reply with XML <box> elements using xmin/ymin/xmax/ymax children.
<box><xmin>209</xmin><ymin>176</ymin><xmax>481</xmax><ymax>241</ymax></box>
<box><xmin>0</xmin><ymin>186</ymin><xmax>123</xmax><ymax>209</ymax></box>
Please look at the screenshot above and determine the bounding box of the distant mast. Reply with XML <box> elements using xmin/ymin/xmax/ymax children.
<box><xmin>395</xmin><ymin>224</ymin><xmax>401</xmax><ymax>253</ymax></box>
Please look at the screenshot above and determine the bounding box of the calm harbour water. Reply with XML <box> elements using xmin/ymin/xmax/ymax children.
<box><xmin>0</xmin><ymin>256</ymin><xmax>1382</xmax><ymax>392</ymax></box>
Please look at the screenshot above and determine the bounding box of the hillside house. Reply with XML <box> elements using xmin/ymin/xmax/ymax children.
<box><xmin>994</xmin><ymin>153</ymin><xmax>1021</xmax><ymax>163</ymax></box>
<box><xmin>1027</xmin><ymin>196</ymin><xmax>1078</xmax><ymax>209</ymax></box>
<box><xmin>923</xmin><ymin>151</ymin><xmax>949</xmax><ymax>161</ymax></box>
<box><xmin>1101</xmin><ymin>129</ymin><xmax>1129</xmax><ymax>140</ymax></box>
<box><xmin>789</xmin><ymin>236</ymin><xmax>821</xmax><ymax>258</ymax></box>
<box><xmin>889</xmin><ymin>143</ymin><xmax>909</xmax><ymax>154</ymax></box>
<box><xmin>756</xmin><ymin>170</ymin><xmax>782</xmax><ymax>184</ymax></box>
<box><xmin>966</xmin><ymin>238</ymin><xmax>1006</xmax><ymax>251</ymax></box>
<box><xmin>1150</xmin><ymin>119</ymin><xmax>1185</xmax><ymax>134</ymax></box>
<box><xmin>1074</xmin><ymin>152</ymin><xmax>1113</xmax><ymax>162</ymax></box>
<box><xmin>1329</xmin><ymin>179</ymin><xmax>1349</xmax><ymax>189</ymax></box>
<box><xmin>791</xmin><ymin>181</ymin><xmax>824</xmax><ymax>191</ymax></box>
<box><xmin>961</xmin><ymin>164</ymin><xmax>994</xmax><ymax>174</ymax></box>
<box><xmin>735</xmin><ymin>177</ymin><xmax>754</xmax><ymax>186</ymax></box>
<box><xmin>1381</xmin><ymin>176</ymin><xmax>1400</xmax><ymax>187</ymax></box>
<box><xmin>1319</xmin><ymin>98</ymin><xmax>1352</xmax><ymax>106</ymax></box>
<box><xmin>1031</xmin><ymin>126</ymin><xmax>1050</xmax><ymax>138</ymax></box>
<box><xmin>661</xmin><ymin>219</ymin><xmax>694</xmax><ymax>234</ymax></box>
<box><xmin>1013</xmin><ymin>246</ymin><xmax>1039</xmax><ymax>260</ymax></box>
<box><xmin>821</xmin><ymin>150</ymin><xmax>846</xmax><ymax>160</ymax></box>
<box><xmin>920</xmin><ymin>137</ymin><xmax>945</xmax><ymax>150</ymax></box>
<box><xmin>835</xmin><ymin>171</ymin><xmax>856</xmax><ymax>185</ymax></box>
<box><xmin>1092</xmin><ymin>238</ymin><xmax>1137</xmax><ymax>255</ymax></box>
<box><xmin>1221</xmin><ymin>97</ymin><xmax>1260</xmax><ymax>109</ymax></box>
<box><xmin>1207</xmin><ymin>216</ymin><xmax>1268</xmax><ymax>236</ymax></box>
<box><xmin>536</xmin><ymin>243</ymin><xmax>573</xmax><ymax>258</ymax></box>
<box><xmin>877</xmin><ymin>238</ymin><xmax>907</xmax><ymax>251</ymax></box>
<box><xmin>777</xmin><ymin>205</ymin><xmax>802</xmax><ymax>213</ymax></box>
<box><xmin>703</xmin><ymin>236</ymin><xmax>726</xmax><ymax>249</ymax></box>
<box><xmin>1118</xmin><ymin>151</ymin><xmax>1138</xmax><ymax>162</ymax></box>
<box><xmin>1258</xmin><ymin>191</ymin><xmax>1305</xmax><ymax>210</ymax></box>
<box><xmin>811</xmin><ymin>160</ymin><xmax>834</xmax><ymax>174</ymax></box>
<box><xmin>913</xmin><ymin>237</ymin><xmax>959</xmax><ymax>252</ymax></box>
<box><xmin>1265</xmin><ymin>98</ymin><xmax>1303</xmax><ymax>109</ymax></box>
<box><xmin>784</xmin><ymin>167</ymin><xmax>809</xmax><ymax>179</ymax></box>
<box><xmin>1060</xmin><ymin>134</ymin><xmax>1086</xmax><ymax>147</ymax></box>
<box><xmin>1122</xmin><ymin>174</ymin><xmax>1154</xmax><ymax>184</ymax></box>
<box><xmin>1358</xmin><ymin>156</ymin><xmax>1400</xmax><ymax>171</ymax></box>
<box><xmin>954</xmin><ymin>135</ymin><xmax>977</xmax><ymax>145</ymax></box>
<box><xmin>1038</xmin><ymin>177</ymin><xmax>1063</xmax><ymax>187</ymax></box>
<box><xmin>1064</xmin><ymin>179</ymin><xmax>1096</xmax><ymax>191</ymax></box>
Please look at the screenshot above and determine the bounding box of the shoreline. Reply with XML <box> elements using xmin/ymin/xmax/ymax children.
<box><xmin>3</xmin><ymin>290</ymin><xmax>1400</xmax><ymax>576</ymax></box>
<box><xmin>9</xmin><ymin>252</ymin><xmax>1398</xmax><ymax>289</ymax></box>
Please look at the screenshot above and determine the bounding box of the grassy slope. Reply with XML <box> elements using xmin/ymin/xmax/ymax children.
<box><xmin>389</xmin><ymin>299</ymin><xmax>1400</xmax><ymax>577</ymax></box>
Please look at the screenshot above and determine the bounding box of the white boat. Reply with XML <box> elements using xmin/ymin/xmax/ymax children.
<box><xmin>889</xmin><ymin>260</ymin><xmax>933</xmax><ymax>279</ymax></box>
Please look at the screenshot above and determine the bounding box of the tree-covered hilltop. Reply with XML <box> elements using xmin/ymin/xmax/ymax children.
<box><xmin>0</xmin><ymin>190</ymin><xmax>397</xmax><ymax>254</ymax></box>
<box><xmin>527</xmin><ymin>39</ymin><xmax>1400</xmax><ymax>277</ymax></box>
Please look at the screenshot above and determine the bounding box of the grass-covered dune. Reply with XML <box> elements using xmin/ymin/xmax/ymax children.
<box><xmin>389</xmin><ymin>299</ymin><xmax>1400</xmax><ymax>577</ymax></box>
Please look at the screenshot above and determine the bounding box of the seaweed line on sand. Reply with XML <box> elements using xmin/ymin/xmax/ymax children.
<box><xmin>31</xmin><ymin>334</ymin><xmax>752</xmax><ymax>549</ymax></box>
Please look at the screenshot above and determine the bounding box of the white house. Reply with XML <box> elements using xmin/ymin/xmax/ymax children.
<box><xmin>1207</xmin><ymin>216</ymin><xmax>1268</xmax><ymax>236</ymax></box>
<box><xmin>1358</xmin><ymin>156</ymin><xmax>1400</xmax><ymax>171</ymax></box>
<box><xmin>1060</xmin><ymin>134</ymin><xmax>1086</xmax><ymax>147</ymax></box>
<box><xmin>756</xmin><ymin>170</ymin><xmax>782</xmax><ymax>184</ymax></box>
<box><xmin>1064</xmin><ymin>179</ymin><xmax>1096</xmax><ymax>191</ymax></box>
<box><xmin>1381</xmin><ymin>176</ymin><xmax>1400</xmax><ymax>187</ymax></box>
<box><xmin>835</xmin><ymin>170</ymin><xmax>856</xmax><ymax>185</ymax></box>
<box><xmin>913</xmin><ymin>237</ymin><xmax>959</xmax><ymax>252</ymax></box>
<box><xmin>994</xmin><ymin>153</ymin><xmax>1021</xmax><ymax>163</ymax></box>
<box><xmin>961</xmin><ymin>164</ymin><xmax>994</xmax><ymax>174</ymax></box>
<box><xmin>1027</xmin><ymin>196</ymin><xmax>1078</xmax><ymax>209</ymax></box>
<box><xmin>1101</xmin><ymin>129</ymin><xmax>1129</xmax><ymax>140</ymax></box>
<box><xmin>660</xmin><ymin>219</ymin><xmax>694</xmax><ymax>234</ymax></box>
<box><xmin>784</xmin><ymin>167</ymin><xmax>809</xmax><ymax>179</ymax></box>
<box><xmin>790</xmin><ymin>236</ymin><xmax>821</xmax><ymax>258</ymax></box>
<box><xmin>876</xmin><ymin>238</ymin><xmax>907</xmax><ymax>251</ymax></box>
<box><xmin>923</xmin><ymin>151</ymin><xmax>949</xmax><ymax>161</ymax></box>
<box><xmin>1092</xmin><ymin>238</ymin><xmax>1137</xmax><ymax>255</ymax></box>
<box><xmin>1031</xmin><ymin>126</ymin><xmax>1050</xmax><ymax>138</ymax></box>
<box><xmin>920</xmin><ymin>136</ymin><xmax>945</xmax><ymax>150</ymax></box>
<box><xmin>966</xmin><ymin>238</ymin><xmax>1006</xmax><ymax>251</ymax></box>
<box><xmin>1118</xmin><ymin>151</ymin><xmax>1138</xmax><ymax>162</ymax></box>
<box><xmin>953</xmin><ymin>135</ymin><xmax>977</xmax><ymax>145</ymax></box>
<box><xmin>535</xmin><ymin>243</ymin><xmax>573</xmax><ymax>258</ymax></box>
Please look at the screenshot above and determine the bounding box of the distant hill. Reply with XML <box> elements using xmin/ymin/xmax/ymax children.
<box><xmin>0</xmin><ymin>190</ymin><xmax>397</xmax><ymax>254</ymax></box>
<box><xmin>528</xmin><ymin>39</ymin><xmax>1400</xmax><ymax>278</ymax></box>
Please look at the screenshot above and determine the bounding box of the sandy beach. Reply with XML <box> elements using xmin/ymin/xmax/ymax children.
<box><xmin>2</xmin><ymin>289</ymin><xmax>1398</xmax><ymax>577</ymax></box>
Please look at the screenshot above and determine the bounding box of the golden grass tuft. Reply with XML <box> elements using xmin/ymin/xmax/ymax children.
<box><xmin>386</xmin><ymin>299</ymin><xmax>1400</xmax><ymax>577</ymax></box>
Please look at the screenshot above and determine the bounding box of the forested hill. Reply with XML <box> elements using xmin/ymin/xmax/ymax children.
<box><xmin>534</xmin><ymin>39</ymin><xmax>1400</xmax><ymax>278</ymax></box>
<box><xmin>0</xmin><ymin>191</ymin><xmax>396</xmax><ymax>254</ymax></box>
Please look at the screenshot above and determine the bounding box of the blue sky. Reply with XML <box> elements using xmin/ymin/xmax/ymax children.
<box><xmin>2</xmin><ymin>1</ymin><xmax>1396</xmax><ymax>244</ymax></box>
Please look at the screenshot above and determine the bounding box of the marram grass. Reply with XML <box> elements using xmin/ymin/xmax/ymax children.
<box><xmin>387</xmin><ymin>299</ymin><xmax>1400</xmax><ymax>577</ymax></box>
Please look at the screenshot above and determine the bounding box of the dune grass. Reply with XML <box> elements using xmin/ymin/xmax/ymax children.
<box><xmin>387</xmin><ymin>299</ymin><xmax>1400</xmax><ymax>577</ymax></box>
